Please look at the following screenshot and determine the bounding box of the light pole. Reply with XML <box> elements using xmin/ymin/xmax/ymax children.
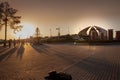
<box><xmin>68</xmin><ymin>26</ymin><xmax>70</xmax><ymax>35</ymax></box>
<box><xmin>50</xmin><ymin>28</ymin><xmax>52</xmax><ymax>37</ymax></box>
<box><xmin>56</xmin><ymin>27</ymin><xmax>60</xmax><ymax>39</ymax></box>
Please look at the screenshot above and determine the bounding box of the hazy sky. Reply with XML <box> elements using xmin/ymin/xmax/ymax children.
<box><xmin>1</xmin><ymin>0</ymin><xmax>120</xmax><ymax>38</ymax></box>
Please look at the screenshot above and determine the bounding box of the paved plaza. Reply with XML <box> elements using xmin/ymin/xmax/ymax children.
<box><xmin>0</xmin><ymin>43</ymin><xmax>120</xmax><ymax>80</ymax></box>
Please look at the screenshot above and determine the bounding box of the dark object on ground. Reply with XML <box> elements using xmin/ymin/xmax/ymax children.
<box><xmin>45</xmin><ymin>71</ymin><xmax>72</xmax><ymax>80</ymax></box>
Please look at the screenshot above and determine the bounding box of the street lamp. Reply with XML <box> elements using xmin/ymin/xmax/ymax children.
<box><xmin>56</xmin><ymin>27</ymin><xmax>60</xmax><ymax>39</ymax></box>
<box><xmin>50</xmin><ymin>28</ymin><xmax>52</xmax><ymax>37</ymax></box>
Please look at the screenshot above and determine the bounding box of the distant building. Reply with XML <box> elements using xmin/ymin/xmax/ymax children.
<box><xmin>78</xmin><ymin>26</ymin><xmax>107</xmax><ymax>40</ymax></box>
<box><xmin>116</xmin><ymin>31</ymin><xmax>120</xmax><ymax>40</ymax></box>
<box><xmin>71</xmin><ymin>34</ymin><xmax>80</xmax><ymax>40</ymax></box>
<box><xmin>99</xmin><ymin>32</ymin><xmax>104</xmax><ymax>40</ymax></box>
<box><xmin>89</xmin><ymin>27</ymin><xmax>99</xmax><ymax>40</ymax></box>
<box><xmin>108</xmin><ymin>29</ymin><xmax>113</xmax><ymax>41</ymax></box>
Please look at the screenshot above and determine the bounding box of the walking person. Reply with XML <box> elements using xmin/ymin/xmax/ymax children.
<box><xmin>13</xmin><ymin>39</ymin><xmax>16</xmax><ymax>48</ymax></box>
<box><xmin>8</xmin><ymin>39</ymin><xmax>12</xmax><ymax>48</ymax></box>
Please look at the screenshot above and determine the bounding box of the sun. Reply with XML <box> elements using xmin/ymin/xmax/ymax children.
<box><xmin>15</xmin><ymin>22</ymin><xmax>35</xmax><ymax>39</ymax></box>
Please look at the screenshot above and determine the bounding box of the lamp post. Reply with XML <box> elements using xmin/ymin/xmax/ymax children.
<box><xmin>56</xmin><ymin>27</ymin><xmax>60</xmax><ymax>39</ymax></box>
<box><xmin>68</xmin><ymin>26</ymin><xmax>70</xmax><ymax>35</ymax></box>
<box><xmin>50</xmin><ymin>28</ymin><xmax>52</xmax><ymax>38</ymax></box>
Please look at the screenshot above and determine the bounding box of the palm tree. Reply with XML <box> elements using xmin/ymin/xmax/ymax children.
<box><xmin>0</xmin><ymin>2</ymin><xmax>22</xmax><ymax>46</ymax></box>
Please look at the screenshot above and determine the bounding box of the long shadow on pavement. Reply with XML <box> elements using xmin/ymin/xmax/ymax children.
<box><xmin>16</xmin><ymin>44</ymin><xmax>25</xmax><ymax>60</ymax></box>
<box><xmin>31</xmin><ymin>44</ymin><xmax>50</xmax><ymax>55</ymax></box>
<box><xmin>31</xmin><ymin>44</ymin><xmax>77</xmax><ymax>64</ymax></box>
<box><xmin>0</xmin><ymin>47</ymin><xmax>9</xmax><ymax>53</ymax></box>
<box><xmin>65</xmin><ymin>57</ymin><xmax>120</xmax><ymax>80</ymax></box>
<box><xmin>0</xmin><ymin>47</ymin><xmax>17</xmax><ymax>62</ymax></box>
<box><xmin>43</xmin><ymin>46</ymin><xmax>76</xmax><ymax>63</ymax></box>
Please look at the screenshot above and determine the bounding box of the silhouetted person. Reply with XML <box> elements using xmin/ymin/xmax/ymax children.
<box><xmin>45</xmin><ymin>71</ymin><xmax>72</xmax><ymax>80</ymax></box>
<box><xmin>3</xmin><ymin>40</ymin><xmax>6</xmax><ymax>47</ymax></box>
<box><xmin>8</xmin><ymin>39</ymin><xmax>12</xmax><ymax>48</ymax></box>
<box><xmin>21</xmin><ymin>40</ymin><xmax>25</xmax><ymax>45</ymax></box>
<box><xmin>13</xmin><ymin>39</ymin><xmax>16</xmax><ymax>47</ymax></box>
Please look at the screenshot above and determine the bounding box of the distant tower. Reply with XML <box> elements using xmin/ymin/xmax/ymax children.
<box><xmin>108</xmin><ymin>29</ymin><xmax>113</xmax><ymax>41</ymax></box>
<box><xmin>35</xmin><ymin>27</ymin><xmax>40</xmax><ymax>43</ymax></box>
<box><xmin>116</xmin><ymin>31</ymin><xmax>120</xmax><ymax>40</ymax></box>
<box><xmin>35</xmin><ymin>27</ymin><xmax>40</xmax><ymax>38</ymax></box>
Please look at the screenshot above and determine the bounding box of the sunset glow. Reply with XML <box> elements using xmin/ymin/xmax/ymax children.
<box><xmin>15</xmin><ymin>22</ymin><xmax>35</xmax><ymax>39</ymax></box>
<box><xmin>0</xmin><ymin>1</ymin><xmax>120</xmax><ymax>80</ymax></box>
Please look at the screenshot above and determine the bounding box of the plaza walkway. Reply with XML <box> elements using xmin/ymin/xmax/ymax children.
<box><xmin>0</xmin><ymin>43</ymin><xmax>120</xmax><ymax>80</ymax></box>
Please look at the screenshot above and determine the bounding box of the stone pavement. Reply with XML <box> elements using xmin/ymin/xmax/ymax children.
<box><xmin>64</xmin><ymin>45</ymin><xmax>120</xmax><ymax>80</ymax></box>
<box><xmin>0</xmin><ymin>46</ymin><xmax>9</xmax><ymax>53</ymax></box>
<box><xmin>0</xmin><ymin>44</ymin><xmax>120</xmax><ymax>80</ymax></box>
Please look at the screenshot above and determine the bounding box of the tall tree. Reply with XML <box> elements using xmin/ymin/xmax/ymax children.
<box><xmin>0</xmin><ymin>2</ymin><xmax>22</xmax><ymax>46</ymax></box>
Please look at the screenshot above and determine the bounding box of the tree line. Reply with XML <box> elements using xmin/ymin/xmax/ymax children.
<box><xmin>0</xmin><ymin>2</ymin><xmax>22</xmax><ymax>46</ymax></box>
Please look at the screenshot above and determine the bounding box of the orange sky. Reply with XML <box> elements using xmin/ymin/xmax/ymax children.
<box><xmin>0</xmin><ymin>0</ymin><xmax>120</xmax><ymax>39</ymax></box>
